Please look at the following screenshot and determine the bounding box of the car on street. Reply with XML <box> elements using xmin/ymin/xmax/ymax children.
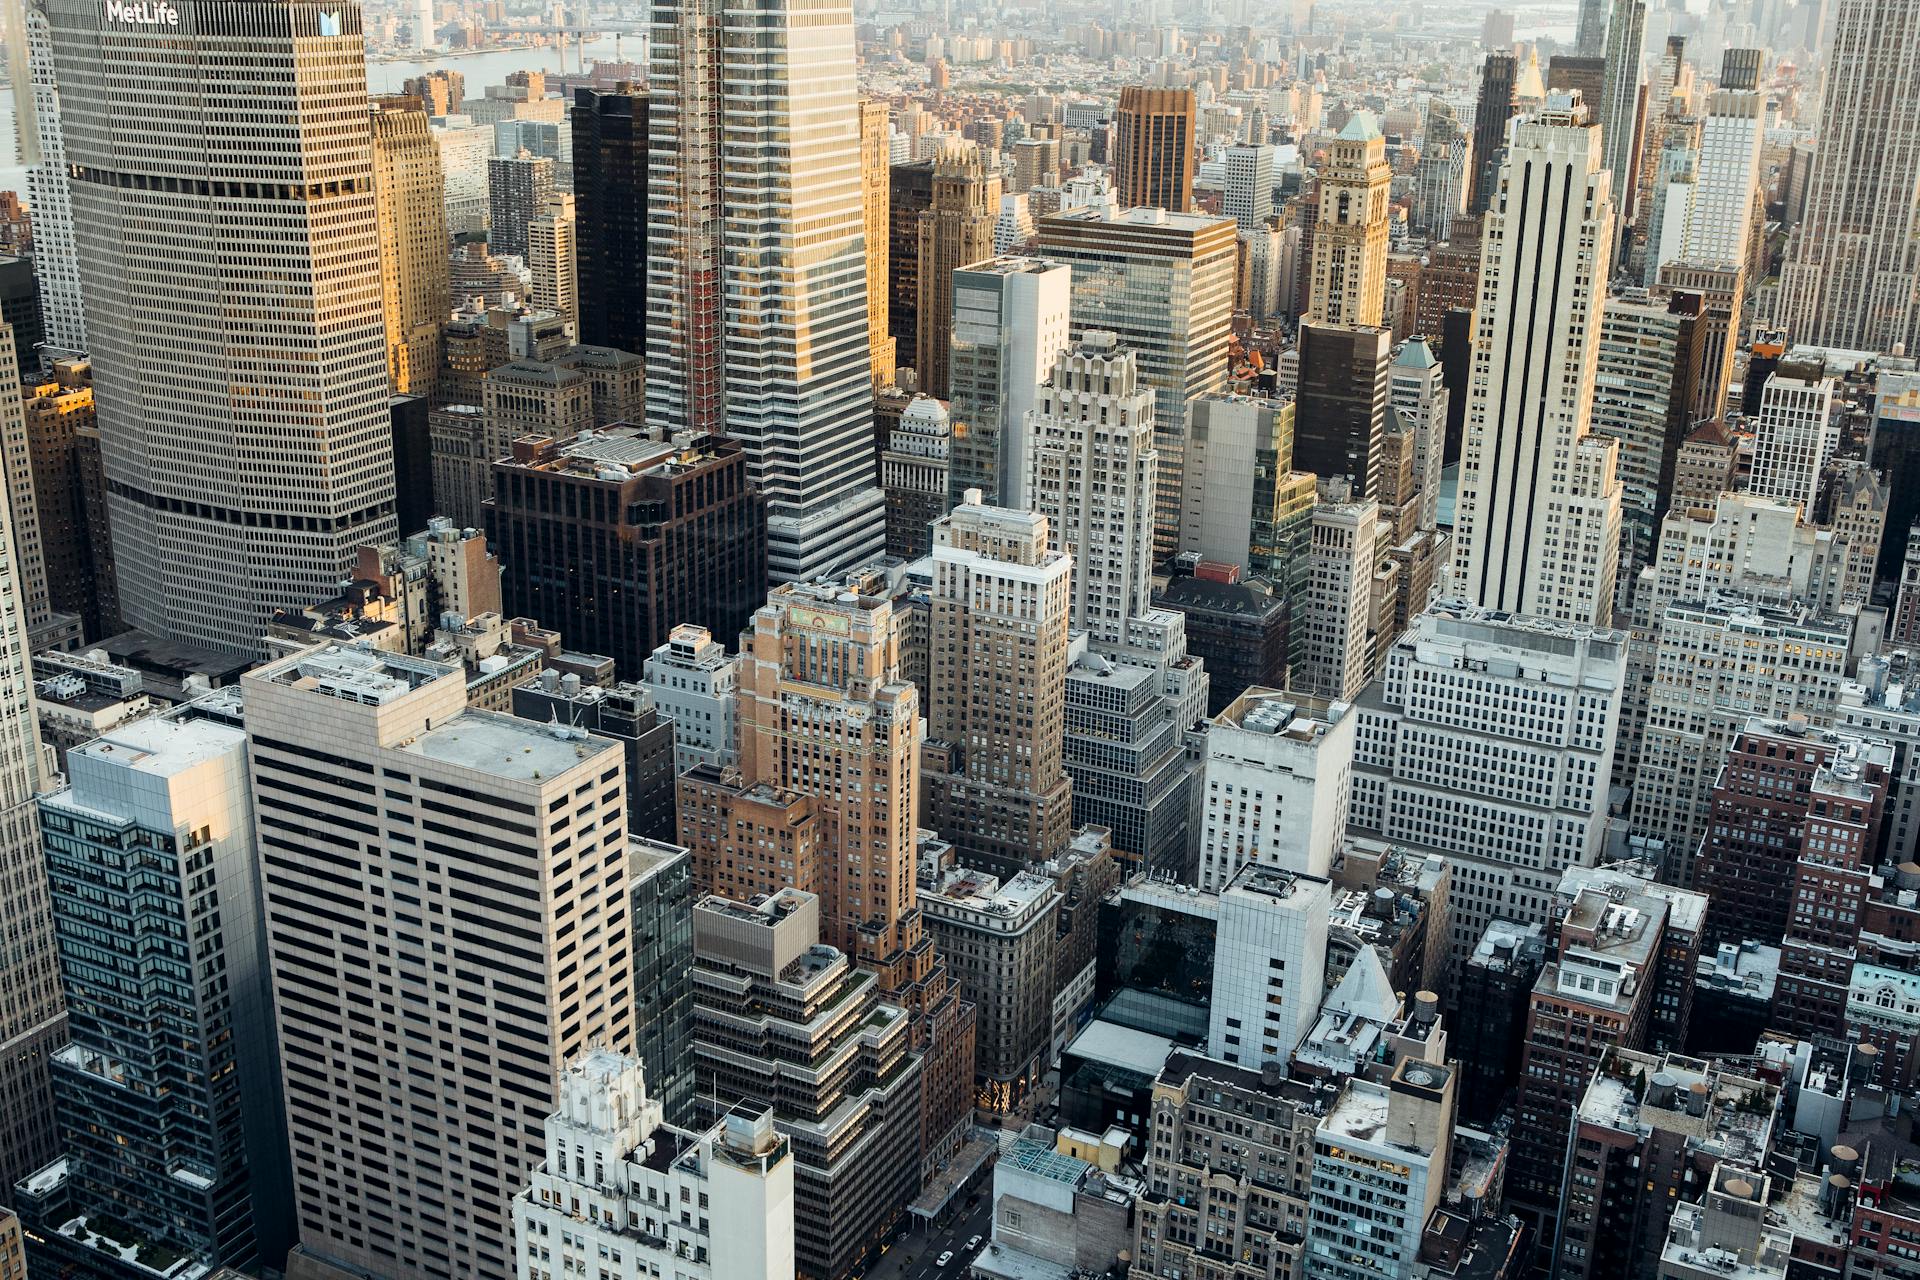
<box><xmin>968</xmin><ymin>1236</ymin><xmax>981</xmax><ymax>1250</ymax></box>
<box><xmin>937</xmin><ymin>1251</ymin><xmax>954</xmax><ymax>1267</ymax></box>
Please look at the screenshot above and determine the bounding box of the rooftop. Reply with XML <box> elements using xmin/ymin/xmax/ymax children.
<box><xmin>1064</xmin><ymin>1019</ymin><xmax>1175</xmax><ymax>1079</ymax></box>
<box><xmin>66</xmin><ymin>715</ymin><xmax>243</xmax><ymax>780</ymax></box>
<box><xmin>397</xmin><ymin>709</ymin><xmax>615</xmax><ymax>782</ymax></box>
<box><xmin>1215</xmin><ymin>686</ymin><xmax>1348</xmax><ymax>738</ymax></box>
<box><xmin>1322</xmin><ymin>1078</ymin><xmax>1392</xmax><ymax>1142</ymax></box>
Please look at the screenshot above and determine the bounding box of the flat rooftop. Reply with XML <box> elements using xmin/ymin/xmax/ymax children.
<box><xmin>265</xmin><ymin>645</ymin><xmax>454</xmax><ymax>703</ymax></box>
<box><xmin>67</xmin><ymin>715</ymin><xmax>243</xmax><ymax>780</ymax></box>
<box><xmin>397</xmin><ymin>709</ymin><xmax>616</xmax><ymax>782</ymax></box>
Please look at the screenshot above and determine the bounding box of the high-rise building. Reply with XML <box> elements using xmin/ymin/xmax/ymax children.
<box><xmin>49</xmin><ymin>0</ymin><xmax>398</xmax><ymax>654</ymax></box>
<box><xmin>1469</xmin><ymin>52</ymin><xmax>1518</xmax><ymax>214</ymax></box>
<box><xmin>570</xmin><ymin>85</ymin><xmax>648</xmax><ymax>356</ymax></box>
<box><xmin>1223</xmin><ymin>143</ymin><xmax>1275</xmax><ymax>231</ymax></box>
<box><xmin>993</xmin><ymin>193</ymin><xmax>1035</xmax><ymax>256</ymax></box>
<box><xmin>626</xmin><ymin>841</ymin><xmax>697</xmax><ymax>1126</ymax></box>
<box><xmin>1038</xmin><ymin>207</ymin><xmax>1237</xmax><ymax>555</ymax></box>
<box><xmin>1411</xmin><ymin>100</ymin><xmax>1472</xmax><ymax>239</ymax></box>
<box><xmin>372</xmin><ymin>95</ymin><xmax>451</xmax><ymax>398</ymax></box>
<box><xmin>1298</xmin><ymin>498</ymin><xmax>1382</xmax><ymax>702</ymax></box>
<box><xmin>243</xmin><ymin>646</ymin><xmax>633</xmax><ymax>1280</ymax></box>
<box><xmin>916</xmin><ymin>842</ymin><xmax>1062</xmax><ymax>1101</ymax></box>
<box><xmin>1114</xmin><ymin>87</ymin><xmax>1195</xmax><ymax>212</ymax></box>
<box><xmin>526</xmin><ymin>192</ymin><xmax>579</xmax><ymax>329</ymax></box>
<box><xmin>1155</xmin><ymin>572</ymin><xmax>1292</xmax><ymax>716</ymax></box>
<box><xmin>0</xmin><ymin>324</ymin><xmax>51</xmax><ymax>643</ymax></box>
<box><xmin>1510</xmin><ymin>868</ymin><xmax>1706</xmax><ymax>1239</ymax></box>
<box><xmin>432</xmin><ymin>118</ymin><xmax>492</xmax><ymax>234</ymax></box>
<box><xmin>1588</xmin><ymin>289</ymin><xmax>1706</xmax><ymax>605</ymax></box>
<box><xmin>1194</xmin><ymin>688</ymin><xmax>1355</xmax><ymax>891</ymax></box>
<box><xmin>512</xmin><ymin>1052</ymin><xmax>793</xmax><ymax>1280</ymax></box>
<box><xmin>1547</xmin><ymin>53</ymin><xmax>1607</xmax><ymax>110</ymax></box>
<box><xmin>1307</xmin><ymin>1057</ymin><xmax>1456</xmax><ymax>1280</ymax></box>
<box><xmin>1597</xmin><ymin>0</ymin><xmax>1646</xmax><ymax>230</ymax></box>
<box><xmin>1347</xmin><ymin>604</ymin><xmax>1627</xmax><ymax>981</ymax></box>
<box><xmin>646</xmin><ymin>0</ymin><xmax>885</xmax><ymax>580</ymax></box>
<box><xmin>921</xmin><ymin>496</ymin><xmax>1075</xmax><ymax>876</ymax></box>
<box><xmin>0</xmin><ymin>390</ymin><xmax>53</xmax><ymax>1196</ymax></box>
<box><xmin>915</xmin><ymin>142</ymin><xmax>999</xmax><ymax>401</ymax></box>
<box><xmin>1575</xmin><ymin>0</ymin><xmax>1608</xmax><ymax>54</ymax></box>
<box><xmin>642</xmin><ymin>624</ymin><xmax>739</xmax><ymax>776</ymax></box>
<box><xmin>23</xmin><ymin>359</ymin><xmax>117</xmax><ymax>640</ymax></box>
<box><xmin>1697</xmin><ymin>719</ymin><xmax>1892</xmax><ymax>950</ymax></box>
<box><xmin>1776</xmin><ymin>0</ymin><xmax>1920</xmax><ymax>354</ymax></box>
<box><xmin>888</xmin><ymin>160</ymin><xmax>936</xmax><ymax>364</ymax></box>
<box><xmin>1388</xmin><ymin>337</ymin><xmax>1447</xmax><ymax>533</ymax></box>
<box><xmin>1294</xmin><ymin>322</ymin><xmax>1390</xmax><ymax>499</ymax></box>
<box><xmin>1026</xmin><ymin>335</ymin><xmax>1158</xmax><ymax>644</ymax></box>
<box><xmin>1306</xmin><ymin>114</ymin><xmax>1391</xmax><ymax>328</ymax></box>
<box><xmin>21</xmin><ymin>708</ymin><xmax>292</xmax><ymax>1276</ymax></box>
<box><xmin>19</xmin><ymin>0</ymin><xmax>80</xmax><ymax>354</ymax></box>
<box><xmin>687</xmin><ymin>890</ymin><xmax>922</xmax><ymax>1280</ymax></box>
<box><xmin>487</xmin><ymin>152</ymin><xmax>554</xmax><ymax>259</ymax></box>
<box><xmin>685</xmin><ymin>574</ymin><xmax>977</xmax><ymax>1181</ymax></box>
<box><xmin>861</xmin><ymin>98</ymin><xmax>896</xmax><ymax>388</ymax></box>
<box><xmin>946</xmin><ymin>257</ymin><xmax>1072</xmax><ymax>508</ymax></box>
<box><xmin>880</xmin><ymin>396</ymin><xmax>952</xmax><ymax>559</ymax></box>
<box><xmin>1177</xmin><ymin>394</ymin><xmax>1301</xmax><ymax>571</ymax></box>
<box><xmin>490</xmin><ymin>426</ymin><xmax>766</xmax><ymax>680</ymax></box>
<box><xmin>1450</xmin><ymin>96</ymin><xmax>1623</xmax><ymax>626</ymax></box>
<box><xmin>1749</xmin><ymin>362</ymin><xmax>1838</xmax><ymax>513</ymax></box>
<box><xmin>1680</xmin><ymin>61</ymin><xmax>1766</xmax><ymax>270</ymax></box>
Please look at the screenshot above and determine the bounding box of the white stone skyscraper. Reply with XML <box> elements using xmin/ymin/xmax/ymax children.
<box><xmin>47</xmin><ymin>0</ymin><xmax>397</xmax><ymax>655</ymax></box>
<box><xmin>1027</xmin><ymin>333</ymin><xmax>1160</xmax><ymax>644</ymax></box>
<box><xmin>0</xmin><ymin>388</ymin><xmax>57</xmax><ymax>1195</ymax></box>
<box><xmin>1450</xmin><ymin>95</ymin><xmax>1623</xmax><ymax>626</ymax></box>
<box><xmin>1223</xmin><ymin>143</ymin><xmax>1275</xmax><ymax>231</ymax></box>
<box><xmin>19</xmin><ymin>0</ymin><xmax>82</xmax><ymax>353</ymax></box>
<box><xmin>1680</xmin><ymin>72</ymin><xmax>1765</xmax><ymax>269</ymax></box>
<box><xmin>646</xmin><ymin>0</ymin><xmax>885</xmax><ymax>581</ymax></box>
<box><xmin>1776</xmin><ymin>0</ymin><xmax>1920</xmax><ymax>354</ymax></box>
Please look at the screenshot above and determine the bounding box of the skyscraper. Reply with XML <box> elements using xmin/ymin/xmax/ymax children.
<box><xmin>1450</xmin><ymin>96</ymin><xmax>1623</xmax><ymax>626</ymax></box>
<box><xmin>49</xmin><ymin>0</ymin><xmax>398</xmax><ymax>654</ymax></box>
<box><xmin>647</xmin><ymin>0</ymin><xmax>885</xmax><ymax>580</ymax></box>
<box><xmin>1223</xmin><ymin>143</ymin><xmax>1275</xmax><ymax>231</ymax></box>
<box><xmin>861</xmin><ymin>97</ymin><xmax>896</xmax><ymax>389</ymax></box>
<box><xmin>527</xmin><ymin>191</ymin><xmax>579</xmax><ymax>327</ymax></box>
<box><xmin>570</xmin><ymin>85</ymin><xmax>648</xmax><ymax>355</ymax></box>
<box><xmin>946</xmin><ymin>257</ymin><xmax>1072</xmax><ymax>507</ymax></box>
<box><xmin>0</xmin><ymin>372</ymin><xmax>55</xmax><ymax>1194</ymax></box>
<box><xmin>1776</xmin><ymin>0</ymin><xmax>1920</xmax><ymax>353</ymax></box>
<box><xmin>1598</xmin><ymin>1</ymin><xmax>1647</xmax><ymax>234</ymax></box>
<box><xmin>922</xmin><ymin>495</ymin><xmax>1074</xmax><ymax>876</ymax></box>
<box><xmin>487</xmin><ymin>151</ymin><xmax>553</xmax><ymax>259</ymax></box>
<box><xmin>1306</xmin><ymin>114</ymin><xmax>1391</xmax><ymax>328</ymax></box>
<box><xmin>1575</xmin><ymin>0</ymin><xmax>1609</xmax><ymax>54</ymax></box>
<box><xmin>1293</xmin><ymin>322</ymin><xmax>1390</xmax><ymax>499</ymax></box>
<box><xmin>21</xmin><ymin>0</ymin><xmax>81</xmax><ymax>353</ymax></box>
<box><xmin>1749</xmin><ymin>361</ymin><xmax>1838</xmax><ymax>513</ymax></box>
<box><xmin>1038</xmin><ymin>206</ymin><xmax>1236</xmax><ymax>557</ymax></box>
<box><xmin>23</xmin><ymin>708</ymin><xmax>292</xmax><ymax>1276</ymax></box>
<box><xmin>1469</xmin><ymin>52</ymin><xmax>1518</xmax><ymax>214</ymax></box>
<box><xmin>1027</xmin><ymin>335</ymin><xmax>1159</xmax><ymax>643</ymax></box>
<box><xmin>915</xmin><ymin>141</ymin><xmax>999</xmax><ymax>401</ymax></box>
<box><xmin>1114</xmin><ymin>87</ymin><xmax>1195</xmax><ymax>212</ymax></box>
<box><xmin>688</xmin><ymin>574</ymin><xmax>977</xmax><ymax>1179</ymax></box>
<box><xmin>1680</xmin><ymin>58</ymin><xmax>1766</xmax><ymax>268</ymax></box>
<box><xmin>1410</xmin><ymin>100</ymin><xmax>1472</xmax><ymax>239</ymax></box>
<box><xmin>244</xmin><ymin>646</ymin><xmax>633</xmax><ymax>1280</ymax></box>
<box><xmin>371</xmin><ymin>95</ymin><xmax>450</xmax><ymax>398</ymax></box>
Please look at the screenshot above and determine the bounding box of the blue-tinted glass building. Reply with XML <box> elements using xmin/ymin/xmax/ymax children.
<box><xmin>15</xmin><ymin>701</ymin><xmax>291</xmax><ymax>1276</ymax></box>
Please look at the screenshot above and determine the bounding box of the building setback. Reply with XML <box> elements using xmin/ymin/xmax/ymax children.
<box><xmin>489</xmin><ymin>427</ymin><xmax>766</xmax><ymax>681</ymax></box>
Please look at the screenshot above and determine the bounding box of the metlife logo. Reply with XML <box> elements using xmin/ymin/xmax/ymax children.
<box><xmin>104</xmin><ymin>0</ymin><xmax>180</xmax><ymax>24</ymax></box>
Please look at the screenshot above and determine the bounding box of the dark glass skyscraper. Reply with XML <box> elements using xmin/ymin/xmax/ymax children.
<box><xmin>19</xmin><ymin>705</ymin><xmax>292</xmax><ymax>1275</ymax></box>
<box><xmin>1469</xmin><ymin>51</ymin><xmax>1518</xmax><ymax>214</ymax></box>
<box><xmin>571</xmin><ymin>85</ymin><xmax>648</xmax><ymax>356</ymax></box>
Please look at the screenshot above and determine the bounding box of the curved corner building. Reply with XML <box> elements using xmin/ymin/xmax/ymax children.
<box><xmin>46</xmin><ymin>0</ymin><xmax>397</xmax><ymax>655</ymax></box>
